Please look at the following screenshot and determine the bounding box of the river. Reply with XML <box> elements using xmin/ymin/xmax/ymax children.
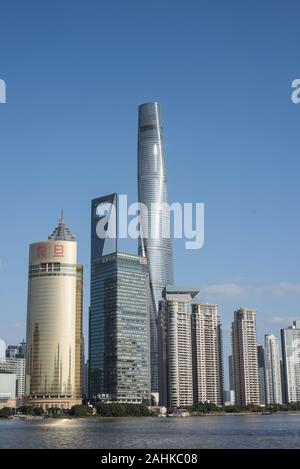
<box><xmin>0</xmin><ymin>414</ymin><xmax>300</xmax><ymax>449</ymax></box>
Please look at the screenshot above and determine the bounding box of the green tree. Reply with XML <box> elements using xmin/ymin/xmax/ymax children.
<box><xmin>0</xmin><ymin>407</ymin><xmax>14</xmax><ymax>418</ymax></box>
<box><xmin>70</xmin><ymin>405</ymin><xmax>93</xmax><ymax>417</ymax></box>
<box><xmin>96</xmin><ymin>402</ymin><xmax>154</xmax><ymax>417</ymax></box>
<box><xmin>18</xmin><ymin>405</ymin><xmax>44</xmax><ymax>416</ymax></box>
<box><xmin>187</xmin><ymin>401</ymin><xmax>220</xmax><ymax>413</ymax></box>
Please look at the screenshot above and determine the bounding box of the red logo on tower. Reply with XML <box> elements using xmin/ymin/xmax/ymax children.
<box><xmin>36</xmin><ymin>244</ymin><xmax>47</xmax><ymax>259</ymax></box>
<box><xmin>54</xmin><ymin>244</ymin><xmax>64</xmax><ymax>257</ymax></box>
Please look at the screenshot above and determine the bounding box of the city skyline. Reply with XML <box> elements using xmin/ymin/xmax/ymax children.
<box><xmin>1</xmin><ymin>2</ymin><xmax>300</xmax><ymax>388</ymax></box>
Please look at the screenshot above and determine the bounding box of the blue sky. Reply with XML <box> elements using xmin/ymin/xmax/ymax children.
<box><xmin>1</xmin><ymin>0</ymin><xmax>300</xmax><ymax>382</ymax></box>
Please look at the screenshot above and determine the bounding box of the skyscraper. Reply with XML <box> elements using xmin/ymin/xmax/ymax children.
<box><xmin>75</xmin><ymin>265</ymin><xmax>84</xmax><ymax>401</ymax></box>
<box><xmin>280</xmin><ymin>359</ymin><xmax>287</xmax><ymax>404</ymax></box>
<box><xmin>138</xmin><ymin>102</ymin><xmax>174</xmax><ymax>393</ymax></box>
<box><xmin>228</xmin><ymin>355</ymin><xmax>235</xmax><ymax>393</ymax></box>
<box><xmin>232</xmin><ymin>308</ymin><xmax>260</xmax><ymax>407</ymax></box>
<box><xmin>89</xmin><ymin>195</ymin><xmax>150</xmax><ymax>403</ymax></box>
<box><xmin>257</xmin><ymin>345</ymin><xmax>266</xmax><ymax>406</ymax></box>
<box><xmin>264</xmin><ymin>334</ymin><xmax>282</xmax><ymax>405</ymax></box>
<box><xmin>158</xmin><ymin>286</ymin><xmax>197</xmax><ymax>408</ymax></box>
<box><xmin>25</xmin><ymin>214</ymin><xmax>83</xmax><ymax>409</ymax></box>
<box><xmin>281</xmin><ymin>320</ymin><xmax>300</xmax><ymax>403</ymax></box>
<box><xmin>191</xmin><ymin>303</ymin><xmax>224</xmax><ymax>406</ymax></box>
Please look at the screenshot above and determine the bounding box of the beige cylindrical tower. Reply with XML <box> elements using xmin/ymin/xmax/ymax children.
<box><xmin>25</xmin><ymin>214</ymin><xmax>83</xmax><ymax>409</ymax></box>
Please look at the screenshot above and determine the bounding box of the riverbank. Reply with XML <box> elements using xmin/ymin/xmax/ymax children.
<box><xmin>4</xmin><ymin>409</ymin><xmax>300</xmax><ymax>422</ymax></box>
<box><xmin>189</xmin><ymin>410</ymin><xmax>300</xmax><ymax>416</ymax></box>
<box><xmin>3</xmin><ymin>400</ymin><xmax>300</xmax><ymax>421</ymax></box>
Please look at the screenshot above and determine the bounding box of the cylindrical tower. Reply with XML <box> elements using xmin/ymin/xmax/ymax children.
<box><xmin>25</xmin><ymin>214</ymin><xmax>82</xmax><ymax>409</ymax></box>
<box><xmin>138</xmin><ymin>102</ymin><xmax>174</xmax><ymax>393</ymax></box>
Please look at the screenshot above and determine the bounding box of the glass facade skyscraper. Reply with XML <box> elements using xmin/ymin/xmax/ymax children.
<box><xmin>257</xmin><ymin>344</ymin><xmax>267</xmax><ymax>406</ymax></box>
<box><xmin>264</xmin><ymin>334</ymin><xmax>282</xmax><ymax>405</ymax></box>
<box><xmin>138</xmin><ymin>102</ymin><xmax>174</xmax><ymax>393</ymax></box>
<box><xmin>89</xmin><ymin>196</ymin><xmax>150</xmax><ymax>403</ymax></box>
<box><xmin>281</xmin><ymin>320</ymin><xmax>300</xmax><ymax>403</ymax></box>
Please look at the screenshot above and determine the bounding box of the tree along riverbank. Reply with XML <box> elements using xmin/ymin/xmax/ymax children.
<box><xmin>3</xmin><ymin>402</ymin><xmax>300</xmax><ymax>420</ymax></box>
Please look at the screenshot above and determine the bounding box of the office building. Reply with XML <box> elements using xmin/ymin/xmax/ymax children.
<box><xmin>158</xmin><ymin>286</ymin><xmax>197</xmax><ymax>408</ymax></box>
<box><xmin>280</xmin><ymin>359</ymin><xmax>287</xmax><ymax>404</ymax></box>
<box><xmin>232</xmin><ymin>308</ymin><xmax>260</xmax><ymax>406</ymax></box>
<box><xmin>0</xmin><ymin>373</ymin><xmax>17</xmax><ymax>409</ymax></box>
<box><xmin>281</xmin><ymin>320</ymin><xmax>300</xmax><ymax>403</ymax></box>
<box><xmin>191</xmin><ymin>303</ymin><xmax>224</xmax><ymax>406</ymax></box>
<box><xmin>83</xmin><ymin>360</ymin><xmax>89</xmax><ymax>400</ymax></box>
<box><xmin>223</xmin><ymin>390</ymin><xmax>235</xmax><ymax>406</ymax></box>
<box><xmin>75</xmin><ymin>265</ymin><xmax>84</xmax><ymax>400</ymax></box>
<box><xmin>6</xmin><ymin>341</ymin><xmax>26</xmax><ymax>359</ymax></box>
<box><xmin>18</xmin><ymin>341</ymin><xmax>26</xmax><ymax>358</ymax></box>
<box><xmin>0</xmin><ymin>340</ymin><xmax>5</xmax><ymax>359</ymax></box>
<box><xmin>6</xmin><ymin>345</ymin><xmax>19</xmax><ymax>358</ymax></box>
<box><xmin>138</xmin><ymin>102</ymin><xmax>174</xmax><ymax>393</ymax></box>
<box><xmin>89</xmin><ymin>195</ymin><xmax>150</xmax><ymax>403</ymax></box>
<box><xmin>264</xmin><ymin>334</ymin><xmax>282</xmax><ymax>405</ymax></box>
<box><xmin>0</xmin><ymin>356</ymin><xmax>25</xmax><ymax>398</ymax></box>
<box><xmin>257</xmin><ymin>345</ymin><xmax>266</xmax><ymax>406</ymax></box>
<box><xmin>25</xmin><ymin>213</ymin><xmax>83</xmax><ymax>409</ymax></box>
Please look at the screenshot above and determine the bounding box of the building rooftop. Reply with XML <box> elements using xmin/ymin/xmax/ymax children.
<box><xmin>164</xmin><ymin>285</ymin><xmax>200</xmax><ymax>299</ymax></box>
<box><xmin>48</xmin><ymin>210</ymin><xmax>76</xmax><ymax>242</ymax></box>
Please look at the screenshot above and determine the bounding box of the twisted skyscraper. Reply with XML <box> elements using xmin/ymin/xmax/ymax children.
<box><xmin>138</xmin><ymin>102</ymin><xmax>174</xmax><ymax>394</ymax></box>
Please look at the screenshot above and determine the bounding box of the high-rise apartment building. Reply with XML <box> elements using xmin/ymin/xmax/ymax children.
<box><xmin>232</xmin><ymin>308</ymin><xmax>260</xmax><ymax>407</ymax></box>
<box><xmin>264</xmin><ymin>334</ymin><xmax>282</xmax><ymax>405</ymax></box>
<box><xmin>191</xmin><ymin>303</ymin><xmax>224</xmax><ymax>406</ymax></box>
<box><xmin>25</xmin><ymin>214</ymin><xmax>83</xmax><ymax>409</ymax></box>
<box><xmin>158</xmin><ymin>287</ymin><xmax>197</xmax><ymax>408</ymax></box>
<box><xmin>281</xmin><ymin>320</ymin><xmax>300</xmax><ymax>403</ymax></box>
<box><xmin>229</xmin><ymin>355</ymin><xmax>234</xmax><ymax>391</ymax></box>
<box><xmin>89</xmin><ymin>195</ymin><xmax>150</xmax><ymax>403</ymax></box>
<box><xmin>138</xmin><ymin>102</ymin><xmax>174</xmax><ymax>393</ymax></box>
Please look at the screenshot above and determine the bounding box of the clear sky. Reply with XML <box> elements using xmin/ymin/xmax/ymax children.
<box><xmin>1</xmin><ymin>0</ymin><xmax>300</xmax><ymax>384</ymax></box>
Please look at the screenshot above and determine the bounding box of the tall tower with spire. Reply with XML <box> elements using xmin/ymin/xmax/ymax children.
<box><xmin>48</xmin><ymin>210</ymin><xmax>76</xmax><ymax>242</ymax></box>
<box><xmin>25</xmin><ymin>213</ymin><xmax>83</xmax><ymax>409</ymax></box>
<box><xmin>138</xmin><ymin>102</ymin><xmax>174</xmax><ymax>395</ymax></box>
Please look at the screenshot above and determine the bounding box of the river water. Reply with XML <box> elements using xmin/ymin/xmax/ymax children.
<box><xmin>0</xmin><ymin>414</ymin><xmax>300</xmax><ymax>449</ymax></box>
